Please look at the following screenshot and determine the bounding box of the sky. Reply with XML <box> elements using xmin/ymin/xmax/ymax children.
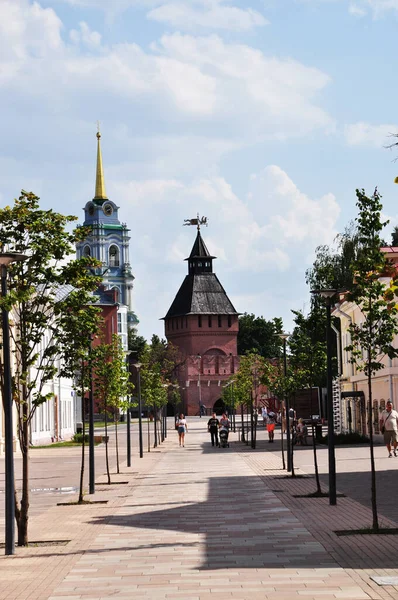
<box><xmin>1</xmin><ymin>0</ymin><xmax>398</xmax><ymax>341</ymax></box>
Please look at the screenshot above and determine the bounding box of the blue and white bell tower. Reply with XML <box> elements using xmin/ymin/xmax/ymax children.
<box><xmin>76</xmin><ymin>131</ymin><xmax>137</xmax><ymax>340</ymax></box>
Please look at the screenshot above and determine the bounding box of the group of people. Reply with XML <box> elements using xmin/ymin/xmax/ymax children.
<box><xmin>207</xmin><ymin>413</ymin><xmax>230</xmax><ymax>447</ymax></box>
<box><xmin>177</xmin><ymin>400</ymin><xmax>398</xmax><ymax>456</ymax></box>
<box><xmin>175</xmin><ymin>412</ymin><xmax>230</xmax><ymax>447</ymax></box>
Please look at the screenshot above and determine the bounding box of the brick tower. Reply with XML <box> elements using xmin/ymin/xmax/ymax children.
<box><xmin>163</xmin><ymin>227</ymin><xmax>240</xmax><ymax>416</ymax></box>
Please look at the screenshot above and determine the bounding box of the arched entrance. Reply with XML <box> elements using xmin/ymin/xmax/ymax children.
<box><xmin>213</xmin><ymin>398</ymin><xmax>225</xmax><ymax>416</ymax></box>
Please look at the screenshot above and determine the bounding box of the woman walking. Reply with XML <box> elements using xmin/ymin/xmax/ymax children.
<box><xmin>177</xmin><ymin>413</ymin><xmax>188</xmax><ymax>447</ymax></box>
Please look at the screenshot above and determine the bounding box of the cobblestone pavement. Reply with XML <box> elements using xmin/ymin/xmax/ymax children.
<box><xmin>1</xmin><ymin>421</ymin><xmax>398</xmax><ymax>599</ymax></box>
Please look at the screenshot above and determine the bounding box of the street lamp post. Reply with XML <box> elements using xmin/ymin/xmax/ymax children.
<box><xmin>311</xmin><ymin>289</ymin><xmax>338</xmax><ymax>506</ymax></box>
<box><xmin>88</xmin><ymin>335</ymin><xmax>95</xmax><ymax>494</ymax></box>
<box><xmin>0</xmin><ymin>252</ymin><xmax>28</xmax><ymax>555</ymax></box>
<box><xmin>197</xmin><ymin>354</ymin><xmax>202</xmax><ymax>417</ymax></box>
<box><xmin>132</xmin><ymin>362</ymin><xmax>143</xmax><ymax>458</ymax></box>
<box><xmin>278</xmin><ymin>333</ymin><xmax>291</xmax><ymax>472</ymax></box>
<box><xmin>125</xmin><ymin>351</ymin><xmax>133</xmax><ymax>467</ymax></box>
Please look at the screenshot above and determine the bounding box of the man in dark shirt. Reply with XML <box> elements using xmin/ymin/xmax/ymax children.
<box><xmin>208</xmin><ymin>413</ymin><xmax>219</xmax><ymax>447</ymax></box>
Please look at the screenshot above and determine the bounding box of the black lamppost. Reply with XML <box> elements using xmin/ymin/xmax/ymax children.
<box><xmin>197</xmin><ymin>354</ymin><xmax>202</xmax><ymax>417</ymax></box>
<box><xmin>125</xmin><ymin>351</ymin><xmax>133</xmax><ymax>467</ymax></box>
<box><xmin>0</xmin><ymin>252</ymin><xmax>28</xmax><ymax>555</ymax></box>
<box><xmin>132</xmin><ymin>362</ymin><xmax>143</xmax><ymax>458</ymax></box>
<box><xmin>311</xmin><ymin>288</ymin><xmax>338</xmax><ymax>506</ymax></box>
<box><xmin>278</xmin><ymin>333</ymin><xmax>291</xmax><ymax>472</ymax></box>
<box><xmin>88</xmin><ymin>335</ymin><xmax>95</xmax><ymax>494</ymax></box>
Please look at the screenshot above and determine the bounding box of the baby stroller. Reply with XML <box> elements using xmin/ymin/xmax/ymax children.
<box><xmin>219</xmin><ymin>426</ymin><xmax>229</xmax><ymax>448</ymax></box>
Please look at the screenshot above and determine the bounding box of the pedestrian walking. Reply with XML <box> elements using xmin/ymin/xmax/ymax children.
<box><xmin>207</xmin><ymin>412</ymin><xmax>219</xmax><ymax>447</ymax></box>
<box><xmin>176</xmin><ymin>413</ymin><xmax>188</xmax><ymax>447</ymax></box>
<box><xmin>261</xmin><ymin>406</ymin><xmax>268</xmax><ymax>427</ymax></box>
<box><xmin>380</xmin><ymin>401</ymin><xmax>398</xmax><ymax>457</ymax></box>
<box><xmin>266</xmin><ymin>410</ymin><xmax>276</xmax><ymax>443</ymax></box>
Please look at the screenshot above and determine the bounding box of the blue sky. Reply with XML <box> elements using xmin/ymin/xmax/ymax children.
<box><xmin>1</xmin><ymin>0</ymin><xmax>398</xmax><ymax>340</ymax></box>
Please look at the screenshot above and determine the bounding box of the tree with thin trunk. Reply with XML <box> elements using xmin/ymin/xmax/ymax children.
<box><xmin>229</xmin><ymin>352</ymin><xmax>270</xmax><ymax>450</ymax></box>
<box><xmin>289</xmin><ymin>309</ymin><xmax>327</xmax><ymax>494</ymax></box>
<box><xmin>93</xmin><ymin>335</ymin><xmax>132</xmax><ymax>478</ymax></box>
<box><xmin>346</xmin><ymin>187</ymin><xmax>398</xmax><ymax>531</ymax></box>
<box><xmin>0</xmin><ymin>191</ymin><xmax>101</xmax><ymax>545</ymax></box>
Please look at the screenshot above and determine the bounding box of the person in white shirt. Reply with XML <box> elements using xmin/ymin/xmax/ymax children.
<box><xmin>177</xmin><ymin>413</ymin><xmax>188</xmax><ymax>447</ymax></box>
<box><xmin>379</xmin><ymin>401</ymin><xmax>398</xmax><ymax>458</ymax></box>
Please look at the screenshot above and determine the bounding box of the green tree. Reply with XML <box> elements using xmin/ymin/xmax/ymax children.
<box><xmin>391</xmin><ymin>226</ymin><xmax>398</xmax><ymax>246</ymax></box>
<box><xmin>305</xmin><ymin>223</ymin><xmax>360</xmax><ymax>292</ymax></box>
<box><xmin>139</xmin><ymin>347</ymin><xmax>168</xmax><ymax>448</ymax></box>
<box><xmin>238</xmin><ymin>313</ymin><xmax>283</xmax><ymax>357</ymax></box>
<box><xmin>128</xmin><ymin>326</ymin><xmax>147</xmax><ymax>357</ymax></box>
<box><xmin>288</xmin><ymin>310</ymin><xmax>327</xmax><ymax>493</ymax></box>
<box><xmin>0</xmin><ymin>191</ymin><xmax>102</xmax><ymax>545</ymax></box>
<box><xmin>93</xmin><ymin>335</ymin><xmax>133</xmax><ymax>481</ymax></box>
<box><xmin>231</xmin><ymin>352</ymin><xmax>271</xmax><ymax>449</ymax></box>
<box><xmin>346</xmin><ymin>188</ymin><xmax>398</xmax><ymax>531</ymax></box>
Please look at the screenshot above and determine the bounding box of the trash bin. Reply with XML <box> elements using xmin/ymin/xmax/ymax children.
<box><xmin>76</xmin><ymin>422</ymin><xmax>83</xmax><ymax>434</ymax></box>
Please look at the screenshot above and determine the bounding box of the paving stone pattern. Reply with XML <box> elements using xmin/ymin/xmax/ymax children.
<box><xmin>1</xmin><ymin>422</ymin><xmax>398</xmax><ymax>599</ymax></box>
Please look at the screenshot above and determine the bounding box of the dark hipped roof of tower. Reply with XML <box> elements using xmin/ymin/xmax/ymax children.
<box><xmin>163</xmin><ymin>230</ymin><xmax>238</xmax><ymax>319</ymax></box>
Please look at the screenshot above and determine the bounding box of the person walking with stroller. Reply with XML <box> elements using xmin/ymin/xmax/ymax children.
<box><xmin>218</xmin><ymin>413</ymin><xmax>230</xmax><ymax>448</ymax></box>
<box><xmin>207</xmin><ymin>413</ymin><xmax>219</xmax><ymax>447</ymax></box>
<box><xmin>176</xmin><ymin>413</ymin><xmax>188</xmax><ymax>447</ymax></box>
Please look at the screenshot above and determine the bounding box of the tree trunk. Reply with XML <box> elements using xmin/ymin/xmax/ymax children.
<box><xmin>115</xmin><ymin>414</ymin><xmax>119</xmax><ymax>475</ymax></box>
<box><xmin>18</xmin><ymin>406</ymin><xmax>30</xmax><ymax>545</ymax></box>
<box><xmin>78</xmin><ymin>368</ymin><xmax>86</xmax><ymax>504</ymax></box>
<box><xmin>105</xmin><ymin>402</ymin><xmax>111</xmax><ymax>485</ymax></box>
<box><xmin>153</xmin><ymin>407</ymin><xmax>157</xmax><ymax>448</ymax></box>
<box><xmin>312</xmin><ymin>422</ymin><xmax>322</xmax><ymax>494</ymax></box>
<box><xmin>368</xmin><ymin>348</ymin><xmax>379</xmax><ymax>531</ymax></box>
<box><xmin>280</xmin><ymin>403</ymin><xmax>286</xmax><ymax>470</ymax></box>
<box><xmin>251</xmin><ymin>397</ymin><xmax>255</xmax><ymax>449</ymax></box>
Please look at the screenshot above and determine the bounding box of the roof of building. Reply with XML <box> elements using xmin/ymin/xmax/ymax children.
<box><xmin>186</xmin><ymin>231</ymin><xmax>215</xmax><ymax>260</ymax></box>
<box><xmin>163</xmin><ymin>273</ymin><xmax>238</xmax><ymax>318</ymax></box>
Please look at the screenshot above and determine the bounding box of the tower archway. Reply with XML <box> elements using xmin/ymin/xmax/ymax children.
<box><xmin>213</xmin><ymin>398</ymin><xmax>225</xmax><ymax>416</ymax></box>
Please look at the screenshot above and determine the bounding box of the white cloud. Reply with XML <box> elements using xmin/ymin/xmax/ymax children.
<box><xmin>348</xmin><ymin>3</ymin><xmax>367</xmax><ymax>15</ymax></box>
<box><xmin>111</xmin><ymin>167</ymin><xmax>340</xmax><ymax>337</ymax></box>
<box><xmin>344</xmin><ymin>122</ymin><xmax>398</xmax><ymax>147</ymax></box>
<box><xmin>70</xmin><ymin>21</ymin><xmax>102</xmax><ymax>48</ymax></box>
<box><xmin>52</xmin><ymin>0</ymin><xmax>269</xmax><ymax>30</ymax></box>
<box><xmin>0</xmin><ymin>2</ymin><xmax>333</xmax><ymax>142</ymax></box>
<box><xmin>147</xmin><ymin>1</ymin><xmax>269</xmax><ymax>32</ymax></box>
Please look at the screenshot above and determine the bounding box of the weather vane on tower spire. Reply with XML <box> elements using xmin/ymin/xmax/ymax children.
<box><xmin>183</xmin><ymin>214</ymin><xmax>208</xmax><ymax>231</ymax></box>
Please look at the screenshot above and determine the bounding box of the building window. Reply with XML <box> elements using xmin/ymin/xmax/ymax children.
<box><xmin>172</xmin><ymin>319</ymin><xmax>174</xmax><ymax>330</ymax></box>
<box><xmin>109</xmin><ymin>245</ymin><xmax>120</xmax><ymax>267</ymax></box>
<box><xmin>117</xmin><ymin>313</ymin><xmax>122</xmax><ymax>333</ymax></box>
<box><xmin>208</xmin><ymin>316</ymin><xmax>212</xmax><ymax>327</ymax></box>
<box><xmin>83</xmin><ymin>245</ymin><xmax>91</xmax><ymax>257</ymax></box>
<box><xmin>218</xmin><ymin>315</ymin><xmax>222</xmax><ymax>327</ymax></box>
<box><xmin>198</xmin><ymin>262</ymin><xmax>202</xmax><ymax>267</ymax></box>
<box><xmin>181</xmin><ymin>317</ymin><xmax>184</xmax><ymax>329</ymax></box>
<box><xmin>228</xmin><ymin>315</ymin><xmax>232</xmax><ymax>327</ymax></box>
<box><xmin>176</xmin><ymin>319</ymin><xmax>179</xmax><ymax>330</ymax></box>
<box><xmin>198</xmin><ymin>315</ymin><xmax>202</xmax><ymax>328</ymax></box>
<box><xmin>185</xmin><ymin>317</ymin><xmax>188</xmax><ymax>328</ymax></box>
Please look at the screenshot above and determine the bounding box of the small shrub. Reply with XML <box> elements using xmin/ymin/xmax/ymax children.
<box><xmin>320</xmin><ymin>432</ymin><xmax>369</xmax><ymax>445</ymax></box>
<box><xmin>72</xmin><ymin>433</ymin><xmax>90</xmax><ymax>443</ymax></box>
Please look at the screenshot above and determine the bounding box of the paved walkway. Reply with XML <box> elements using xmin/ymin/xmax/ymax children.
<box><xmin>2</xmin><ymin>421</ymin><xmax>398</xmax><ymax>599</ymax></box>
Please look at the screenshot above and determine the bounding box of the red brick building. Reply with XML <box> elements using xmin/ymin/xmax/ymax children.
<box><xmin>163</xmin><ymin>229</ymin><xmax>240</xmax><ymax>415</ymax></box>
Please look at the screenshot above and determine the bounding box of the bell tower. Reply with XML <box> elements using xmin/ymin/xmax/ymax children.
<box><xmin>77</xmin><ymin>130</ymin><xmax>138</xmax><ymax>340</ymax></box>
<box><xmin>163</xmin><ymin>221</ymin><xmax>240</xmax><ymax>415</ymax></box>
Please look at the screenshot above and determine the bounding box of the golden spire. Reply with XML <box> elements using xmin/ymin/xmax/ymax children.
<box><xmin>94</xmin><ymin>124</ymin><xmax>108</xmax><ymax>200</ymax></box>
